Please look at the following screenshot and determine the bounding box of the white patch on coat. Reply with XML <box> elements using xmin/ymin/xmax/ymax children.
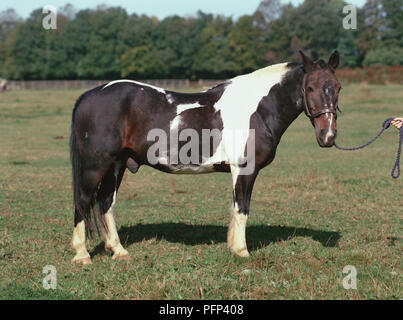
<box><xmin>166</xmin><ymin>63</ymin><xmax>290</xmax><ymax>174</ymax></box>
<box><xmin>166</xmin><ymin>93</ymin><xmax>175</xmax><ymax>104</ymax></box>
<box><xmin>176</xmin><ymin>102</ymin><xmax>202</xmax><ymax>114</ymax></box>
<box><xmin>170</xmin><ymin>115</ymin><xmax>182</xmax><ymax>131</ymax></box>
<box><xmin>103</xmin><ymin>80</ymin><xmax>166</xmax><ymax>94</ymax></box>
<box><xmin>230</xmin><ymin>164</ymin><xmax>241</xmax><ymax>188</ymax></box>
<box><xmin>212</xmin><ymin>63</ymin><xmax>289</xmax><ymax>166</ymax></box>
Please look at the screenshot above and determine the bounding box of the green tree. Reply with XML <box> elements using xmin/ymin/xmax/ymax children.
<box><xmin>357</xmin><ymin>0</ymin><xmax>403</xmax><ymax>67</ymax></box>
<box><xmin>337</xmin><ymin>30</ymin><xmax>359</xmax><ymax>68</ymax></box>
<box><xmin>380</xmin><ymin>0</ymin><xmax>403</xmax><ymax>48</ymax></box>
<box><xmin>227</xmin><ymin>15</ymin><xmax>264</xmax><ymax>74</ymax></box>
<box><xmin>11</xmin><ymin>9</ymin><xmax>56</xmax><ymax>79</ymax></box>
<box><xmin>76</xmin><ymin>7</ymin><xmax>128</xmax><ymax>79</ymax></box>
<box><xmin>192</xmin><ymin>15</ymin><xmax>236</xmax><ymax>78</ymax></box>
<box><xmin>363</xmin><ymin>47</ymin><xmax>403</xmax><ymax>66</ymax></box>
<box><xmin>286</xmin><ymin>0</ymin><xmax>345</xmax><ymax>59</ymax></box>
<box><xmin>0</xmin><ymin>9</ymin><xmax>21</xmax><ymax>78</ymax></box>
<box><xmin>1</xmin><ymin>0</ymin><xmax>402</xmax><ymax>80</ymax></box>
<box><xmin>260</xmin><ymin>4</ymin><xmax>295</xmax><ymax>64</ymax></box>
<box><xmin>45</xmin><ymin>6</ymin><xmax>77</xmax><ymax>79</ymax></box>
<box><xmin>259</xmin><ymin>0</ymin><xmax>346</xmax><ymax>65</ymax></box>
<box><xmin>121</xmin><ymin>45</ymin><xmax>176</xmax><ymax>78</ymax></box>
<box><xmin>356</xmin><ymin>0</ymin><xmax>386</xmax><ymax>64</ymax></box>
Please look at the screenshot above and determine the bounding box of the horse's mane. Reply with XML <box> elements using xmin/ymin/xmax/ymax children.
<box><xmin>286</xmin><ymin>61</ymin><xmax>302</xmax><ymax>69</ymax></box>
<box><xmin>287</xmin><ymin>58</ymin><xmax>328</xmax><ymax>70</ymax></box>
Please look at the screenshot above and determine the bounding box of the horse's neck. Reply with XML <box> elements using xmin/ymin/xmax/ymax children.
<box><xmin>279</xmin><ymin>71</ymin><xmax>305</xmax><ymax>125</ymax></box>
<box><xmin>259</xmin><ymin>67</ymin><xmax>305</xmax><ymax>139</ymax></box>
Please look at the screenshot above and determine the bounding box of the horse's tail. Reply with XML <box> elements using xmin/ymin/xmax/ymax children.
<box><xmin>70</xmin><ymin>95</ymin><xmax>100</xmax><ymax>237</ymax></box>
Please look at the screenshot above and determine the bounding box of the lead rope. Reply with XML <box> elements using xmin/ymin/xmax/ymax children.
<box><xmin>334</xmin><ymin>118</ymin><xmax>402</xmax><ymax>179</ymax></box>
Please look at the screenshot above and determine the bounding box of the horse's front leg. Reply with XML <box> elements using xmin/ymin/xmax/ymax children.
<box><xmin>227</xmin><ymin>166</ymin><xmax>258</xmax><ymax>258</ymax></box>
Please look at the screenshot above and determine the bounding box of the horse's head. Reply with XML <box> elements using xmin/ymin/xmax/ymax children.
<box><xmin>300</xmin><ymin>50</ymin><xmax>341</xmax><ymax>148</ymax></box>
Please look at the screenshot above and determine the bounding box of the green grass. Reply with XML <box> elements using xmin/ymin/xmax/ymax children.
<box><xmin>0</xmin><ymin>84</ymin><xmax>402</xmax><ymax>300</ymax></box>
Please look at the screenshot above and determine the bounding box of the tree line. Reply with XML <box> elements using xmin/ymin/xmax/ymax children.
<box><xmin>0</xmin><ymin>0</ymin><xmax>402</xmax><ymax>80</ymax></box>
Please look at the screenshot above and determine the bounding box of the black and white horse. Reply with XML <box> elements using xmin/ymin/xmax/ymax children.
<box><xmin>70</xmin><ymin>51</ymin><xmax>341</xmax><ymax>264</ymax></box>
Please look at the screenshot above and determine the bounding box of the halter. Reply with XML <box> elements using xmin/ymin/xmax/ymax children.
<box><xmin>302</xmin><ymin>74</ymin><xmax>339</xmax><ymax>120</ymax></box>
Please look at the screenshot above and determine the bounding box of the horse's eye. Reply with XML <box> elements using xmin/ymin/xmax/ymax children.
<box><xmin>308</xmin><ymin>86</ymin><xmax>314</xmax><ymax>92</ymax></box>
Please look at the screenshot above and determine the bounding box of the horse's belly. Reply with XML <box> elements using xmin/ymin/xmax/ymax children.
<box><xmin>168</xmin><ymin>164</ymin><xmax>217</xmax><ymax>174</ymax></box>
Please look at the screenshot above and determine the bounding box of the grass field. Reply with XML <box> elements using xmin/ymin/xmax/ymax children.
<box><xmin>0</xmin><ymin>84</ymin><xmax>402</xmax><ymax>300</ymax></box>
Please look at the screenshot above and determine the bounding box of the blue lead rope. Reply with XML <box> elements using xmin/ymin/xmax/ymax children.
<box><xmin>334</xmin><ymin>118</ymin><xmax>402</xmax><ymax>179</ymax></box>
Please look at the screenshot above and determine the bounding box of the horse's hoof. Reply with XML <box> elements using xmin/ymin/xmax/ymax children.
<box><xmin>112</xmin><ymin>254</ymin><xmax>130</xmax><ymax>261</ymax></box>
<box><xmin>230</xmin><ymin>248</ymin><xmax>250</xmax><ymax>258</ymax></box>
<box><xmin>237</xmin><ymin>250</ymin><xmax>250</xmax><ymax>258</ymax></box>
<box><xmin>72</xmin><ymin>257</ymin><xmax>92</xmax><ymax>265</ymax></box>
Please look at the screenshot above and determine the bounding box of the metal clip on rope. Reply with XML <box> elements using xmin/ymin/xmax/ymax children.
<box><xmin>334</xmin><ymin>118</ymin><xmax>402</xmax><ymax>179</ymax></box>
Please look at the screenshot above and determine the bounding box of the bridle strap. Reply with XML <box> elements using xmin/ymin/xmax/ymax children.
<box><xmin>302</xmin><ymin>74</ymin><xmax>337</xmax><ymax>120</ymax></box>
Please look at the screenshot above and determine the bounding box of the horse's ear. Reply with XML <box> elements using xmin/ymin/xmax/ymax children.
<box><xmin>299</xmin><ymin>50</ymin><xmax>314</xmax><ymax>73</ymax></box>
<box><xmin>328</xmin><ymin>51</ymin><xmax>340</xmax><ymax>71</ymax></box>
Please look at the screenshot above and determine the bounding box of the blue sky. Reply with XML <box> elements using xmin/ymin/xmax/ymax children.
<box><xmin>2</xmin><ymin>0</ymin><xmax>367</xmax><ymax>19</ymax></box>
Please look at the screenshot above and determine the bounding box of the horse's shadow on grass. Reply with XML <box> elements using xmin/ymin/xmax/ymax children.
<box><xmin>91</xmin><ymin>223</ymin><xmax>341</xmax><ymax>256</ymax></box>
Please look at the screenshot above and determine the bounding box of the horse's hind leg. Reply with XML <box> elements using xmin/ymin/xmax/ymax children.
<box><xmin>72</xmin><ymin>169</ymin><xmax>103</xmax><ymax>265</ymax></box>
<box><xmin>72</xmin><ymin>219</ymin><xmax>91</xmax><ymax>265</ymax></box>
<box><xmin>97</xmin><ymin>161</ymin><xmax>129</xmax><ymax>261</ymax></box>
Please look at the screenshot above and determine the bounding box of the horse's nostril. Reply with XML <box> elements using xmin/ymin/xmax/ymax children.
<box><xmin>328</xmin><ymin>135</ymin><xmax>335</xmax><ymax>143</ymax></box>
<box><xmin>326</xmin><ymin>133</ymin><xmax>336</xmax><ymax>145</ymax></box>
<box><xmin>319</xmin><ymin>129</ymin><xmax>327</xmax><ymax>139</ymax></box>
<box><xmin>319</xmin><ymin>128</ymin><xmax>336</xmax><ymax>145</ymax></box>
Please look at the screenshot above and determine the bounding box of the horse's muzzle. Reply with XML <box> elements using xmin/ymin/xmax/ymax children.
<box><xmin>318</xmin><ymin>129</ymin><xmax>337</xmax><ymax>148</ymax></box>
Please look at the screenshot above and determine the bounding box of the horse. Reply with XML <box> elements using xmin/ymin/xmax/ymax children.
<box><xmin>70</xmin><ymin>50</ymin><xmax>341</xmax><ymax>264</ymax></box>
<box><xmin>0</xmin><ymin>78</ymin><xmax>7</xmax><ymax>92</ymax></box>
